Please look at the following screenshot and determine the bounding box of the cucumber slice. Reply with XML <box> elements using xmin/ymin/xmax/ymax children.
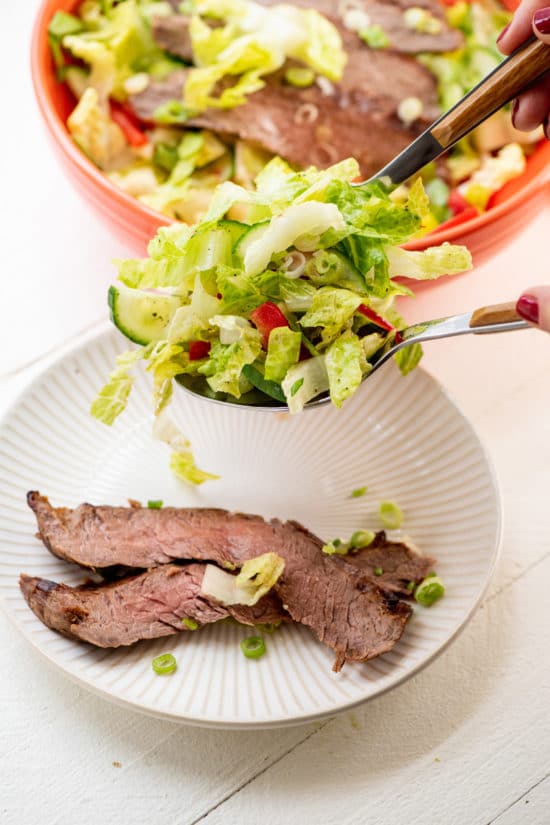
<box><xmin>233</xmin><ymin>221</ymin><xmax>270</xmax><ymax>261</ymax></box>
<box><xmin>242</xmin><ymin>364</ymin><xmax>286</xmax><ymax>403</ymax></box>
<box><xmin>108</xmin><ymin>284</ymin><xmax>182</xmax><ymax>345</ymax></box>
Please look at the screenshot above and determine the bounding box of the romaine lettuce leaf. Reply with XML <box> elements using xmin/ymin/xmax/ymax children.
<box><xmin>281</xmin><ymin>356</ymin><xmax>329</xmax><ymax>414</ymax></box>
<box><xmin>244</xmin><ymin>202</ymin><xmax>345</xmax><ymax>277</ymax></box>
<box><xmin>153</xmin><ymin>410</ymin><xmax>219</xmax><ymax>484</ymax></box>
<box><xmin>325</xmin><ymin>331</ymin><xmax>363</xmax><ymax>408</ymax></box>
<box><xmin>264</xmin><ymin>327</ymin><xmax>301</xmax><ymax>382</ymax></box>
<box><xmin>198</xmin><ymin>327</ymin><xmax>262</xmax><ymax>396</ymax></box>
<box><xmin>394</xmin><ymin>342</ymin><xmax>423</xmax><ymax>376</ymax></box>
<box><xmin>386</xmin><ymin>243</ymin><xmax>472</xmax><ymax>280</ymax></box>
<box><xmin>90</xmin><ymin>347</ymin><xmax>148</xmax><ymax>424</ymax></box>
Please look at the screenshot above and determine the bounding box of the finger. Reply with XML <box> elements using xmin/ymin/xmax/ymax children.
<box><xmin>512</xmin><ymin>74</ymin><xmax>550</xmax><ymax>130</ymax></box>
<box><xmin>516</xmin><ymin>286</ymin><xmax>550</xmax><ymax>331</ymax></box>
<box><xmin>532</xmin><ymin>6</ymin><xmax>550</xmax><ymax>40</ymax></box>
<box><xmin>497</xmin><ymin>0</ymin><xmax>544</xmax><ymax>53</ymax></box>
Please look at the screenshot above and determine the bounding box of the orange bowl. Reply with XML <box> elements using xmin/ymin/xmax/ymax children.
<box><xmin>32</xmin><ymin>0</ymin><xmax>550</xmax><ymax>261</ymax></box>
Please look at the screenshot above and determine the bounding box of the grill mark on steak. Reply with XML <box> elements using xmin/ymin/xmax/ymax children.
<box><xmin>27</xmin><ymin>493</ymin><xmax>419</xmax><ymax>669</ymax></box>
<box><xmin>130</xmin><ymin>0</ymin><xmax>461</xmax><ymax>178</ymax></box>
<box><xmin>19</xmin><ymin>564</ymin><xmax>287</xmax><ymax>648</ymax></box>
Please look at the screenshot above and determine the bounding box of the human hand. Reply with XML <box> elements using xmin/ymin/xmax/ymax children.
<box><xmin>497</xmin><ymin>1</ymin><xmax>550</xmax><ymax>137</ymax></box>
<box><xmin>516</xmin><ymin>287</ymin><xmax>550</xmax><ymax>329</ymax></box>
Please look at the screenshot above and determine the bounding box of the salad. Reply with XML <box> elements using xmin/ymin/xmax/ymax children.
<box><xmin>47</xmin><ymin>0</ymin><xmax>542</xmax><ymax>232</ymax></box>
<box><xmin>91</xmin><ymin>157</ymin><xmax>472</xmax><ymax>481</ymax></box>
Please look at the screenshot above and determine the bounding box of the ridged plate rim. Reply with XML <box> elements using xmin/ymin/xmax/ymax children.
<box><xmin>0</xmin><ymin>323</ymin><xmax>502</xmax><ymax>729</ymax></box>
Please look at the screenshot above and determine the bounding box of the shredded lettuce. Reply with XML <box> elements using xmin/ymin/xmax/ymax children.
<box><xmin>325</xmin><ymin>331</ymin><xmax>363</xmax><ymax>408</ymax></box>
<box><xmin>153</xmin><ymin>411</ymin><xmax>219</xmax><ymax>484</ymax></box>
<box><xmin>182</xmin><ymin>0</ymin><xmax>345</xmax><ymax>114</ymax></box>
<box><xmin>99</xmin><ymin>163</ymin><xmax>471</xmax><ymax>432</ymax></box>
<box><xmin>200</xmin><ymin>551</ymin><xmax>285</xmax><ymax>605</ymax></box>
<box><xmin>90</xmin><ymin>347</ymin><xmax>148</xmax><ymax>424</ymax></box>
<box><xmin>67</xmin><ymin>88</ymin><xmax>128</xmax><ymax>170</ymax></box>
<box><xmin>264</xmin><ymin>327</ymin><xmax>301</xmax><ymax>382</ymax></box>
<box><xmin>386</xmin><ymin>244</ymin><xmax>472</xmax><ymax>280</ymax></box>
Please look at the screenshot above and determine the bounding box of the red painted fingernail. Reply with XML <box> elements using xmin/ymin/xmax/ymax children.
<box><xmin>511</xmin><ymin>98</ymin><xmax>519</xmax><ymax>128</ymax></box>
<box><xmin>516</xmin><ymin>294</ymin><xmax>539</xmax><ymax>325</ymax></box>
<box><xmin>496</xmin><ymin>22</ymin><xmax>510</xmax><ymax>44</ymax></box>
<box><xmin>533</xmin><ymin>7</ymin><xmax>550</xmax><ymax>34</ymax></box>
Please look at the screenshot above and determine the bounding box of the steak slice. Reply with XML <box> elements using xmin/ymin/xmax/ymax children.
<box><xmin>344</xmin><ymin>531</ymin><xmax>435</xmax><ymax>597</ymax></box>
<box><xmin>19</xmin><ymin>564</ymin><xmax>287</xmax><ymax>648</ymax></box>
<box><xmin>152</xmin><ymin>15</ymin><xmax>194</xmax><ymax>63</ymax></box>
<box><xmin>28</xmin><ymin>493</ymin><xmax>414</xmax><ymax>669</ymax></box>
<box><xmin>130</xmin><ymin>0</ymin><xmax>456</xmax><ymax>178</ymax></box>
<box><xmin>152</xmin><ymin>2</ymin><xmax>461</xmax><ymax>61</ymax></box>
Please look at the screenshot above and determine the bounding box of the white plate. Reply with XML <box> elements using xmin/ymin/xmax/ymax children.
<box><xmin>0</xmin><ymin>326</ymin><xmax>500</xmax><ymax>729</ymax></box>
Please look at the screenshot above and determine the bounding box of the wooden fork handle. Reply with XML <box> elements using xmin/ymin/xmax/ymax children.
<box><xmin>431</xmin><ymin>38</ymin><xmax>550</xmax><ymax>149</ymax></box>
<box><xmin>469</xmin><ymin>302</ymin><xmax>522</xmax><ymax>328</ymax></box>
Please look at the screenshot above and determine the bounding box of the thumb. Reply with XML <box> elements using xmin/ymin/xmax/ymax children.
<box><xmin>516</xmin><ymin>286</ymin><xmax>550</xmax><ymax>331</ymax></box>
<box><xmin>533</xmin><ymin>7</ymin><xmax>550</xmax><ymax>42</ymax></box>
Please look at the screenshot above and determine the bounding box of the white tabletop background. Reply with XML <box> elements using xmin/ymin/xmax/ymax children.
<box><xmin>2</xmin><ymin>2</ymin><xmax>550</xmax><ymax>823</ymax></box>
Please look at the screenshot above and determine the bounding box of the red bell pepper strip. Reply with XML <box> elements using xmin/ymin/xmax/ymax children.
<box><xmin>357</xmin><ymin>304</ymin><xmax>403</xmax><ymax>343</ymax></box>
<box><xmin>250</xmin><ymin>301</ymin><xmax>289</xmax><ymax>347</ymax></box>
<box><xmin>448</xmin><ymin>189</ymin><xmax>470</xmax><ymax>216</ymax></box>
<box><xmin>188</xmin><ymin>340</ymin><xmax>211</xmax><ymax>361</ymax></box>
<box><xmin>109</xmin><ymin>100</ymin><xmax>149</xmax><ymax>147</ymax></box>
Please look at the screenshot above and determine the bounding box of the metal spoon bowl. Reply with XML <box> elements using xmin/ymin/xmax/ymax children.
<box><xmin>176</xmin><ymin>302</ymin><xmax>529</xmax><ymax>412</ymax></box>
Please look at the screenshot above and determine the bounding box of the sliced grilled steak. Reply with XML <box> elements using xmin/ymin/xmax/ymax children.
<box><xmin>152</xmin><ymin>15</ymin><xmax>194</xmax><ymax>63</ymax></box>
<box><xmin>131</xmin><ymin>0</ymin><xmax>461</xmax><ymax>178</ymax></box>
<box><xmin>152</xmin><ymin>2</ymin><xmax>461</xmax><ymax>61</ymax></box>
<box><xmin>19</xmin><ymin>564</ymin><xmax>287</xmax><ymax>648</ymax></box>
<box><xmin>345</xmin><ymin>531</ymin><xmax>435</xmax><ymax>597</ymax></box>
<box><xmin>130</xmin><ymin>52</ymin><xmax>439</xmax><ymax>177</ymax></box>
<box><xmin>28</xmin><ymin>493</ymin><xmax>414</xmax><ymax>669</ymax></box>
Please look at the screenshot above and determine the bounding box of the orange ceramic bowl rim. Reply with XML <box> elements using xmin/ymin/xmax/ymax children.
<box><xmin>31</xmin><ymin>0</ymin><xmax>550</xmax><ymax>249</ymax></box>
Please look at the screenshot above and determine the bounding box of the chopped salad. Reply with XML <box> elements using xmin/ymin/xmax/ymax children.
<box><xmin>48</xmin><ymin>0</ymin><xmax>542</xmax><ymax>232</ymax></box>
<box><xmin>91</xmin><ymin>158</ymin><xmax>472</xmax><ymax>479</ymax></box>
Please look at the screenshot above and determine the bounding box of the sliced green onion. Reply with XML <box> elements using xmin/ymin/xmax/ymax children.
<box><xmin>285</xmin><ymin>67</ymin><xmax>315</xmax><ymax>88</ymax></box>
<box><xmin>406</xmin><ymin>580</ymin><xmax>416</xmax><ymax>592</ymax></box>
<box><xmin>182</xmin><ymin>617</ymin><xmax>199</xmax><ymax>630</ymax></box>
<box><xmin>152</xmin><ymin>653</ymin><xmax>177</xmax><ymax>675</ymax></box>
<box><xmin>351</xmin><ymin>486</ymin><xmax>368</xmax><ymax>498</ymax></box>
<box><xmin>379</xmin><ymin>500</ymin><xmax>403</xmax><ymax>529</ymax></box>
<box><xmin>350</xmin><ymin>530</ymin><xmax>375</xmax><ymax>550</ymax></box>
<box><xmin>415</xmin><ymin>575</ymin><xmax>445</xmax><ymax>607</ymax></box>
<box><xmin>290</xmin><ymin>378</ymin><xmax>304</xmax><ymax>397</ymax></box>
<box><xmin>147</xmin><ymin>499</ymin><xmax>163</xmax><ymax>509</ymax></box>
<box><xmin>373</xmin><ymin>566</ymin><xmax>384</xmax><ymax>576</ymax></box>
<box><xmin>241</xmin><ymin>636</ymin><xmax>266</xmax><ymax>659</ymax></box>
<box><xmin>359</xmin><ymin>24</ymin><xmax>389</xmax><ymax>49</ymax></box>
<box><xmin>322</xmin><ymin>540</ymin><xmax>348</xmax><ymax>555</ymax></box>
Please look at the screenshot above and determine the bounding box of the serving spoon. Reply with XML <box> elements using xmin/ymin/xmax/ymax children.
<box><xmin>364</xmin><ymin>36</ymin><xmax>550</xmax><ymax>186</ymax></box>
<box><xmin>177</xmin><ymin>37</ymin><xmax>548</xmax><ymax>409</ymax></box>
<box><xmin>176</xmin><ymin>302</ymin><xmax>529</xmax><ymax>411</ymax></box>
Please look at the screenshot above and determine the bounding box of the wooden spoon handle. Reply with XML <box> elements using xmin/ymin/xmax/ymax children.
<box><xmin>469</xmin><ymin>302</ymin><xmax>522</xmax><ymax>328</ymax></box>
<box><xmin>431</xmin><ymin>38</ymin><xmax>550</xmax><ymax>149</ymax></box>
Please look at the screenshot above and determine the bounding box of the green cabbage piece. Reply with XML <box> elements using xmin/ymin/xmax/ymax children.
<box><xmin>182</xmin><ymin>0</ymin><xmax>345</xmax><ymax>113</ymax></box>
<box><xmin>90</xmin><ymin>347</ymin><xmax>149</xmax><ymax>424</ymax></box>
<box><xmin>386</xmin><ymin>244</ymin><xmax>472</xmax><ymax>280</ymax></box>
<box><xmin>264</xmin><ymin>327</ymin><xmax>301</xmax><ymax>383</ymax></box>
<box><xmin>281</xmin><ymin>356</ymin><xmax>330</xmax><ymax>414</ymax></box>
<box><xmin>325</xmin><ymin>331</ymin><xmax>363</xmax><ymax>408</ymax></box>
<box><xmin>198</xmin><ymin>327</ymin><xmax>262</xmax><ymax>396</ymax></box>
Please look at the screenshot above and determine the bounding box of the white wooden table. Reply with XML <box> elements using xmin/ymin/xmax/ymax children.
<box><xmin>2</xmin><ymin>3</ymin><xmax>550</xmax><ymax>823</ymax></box>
